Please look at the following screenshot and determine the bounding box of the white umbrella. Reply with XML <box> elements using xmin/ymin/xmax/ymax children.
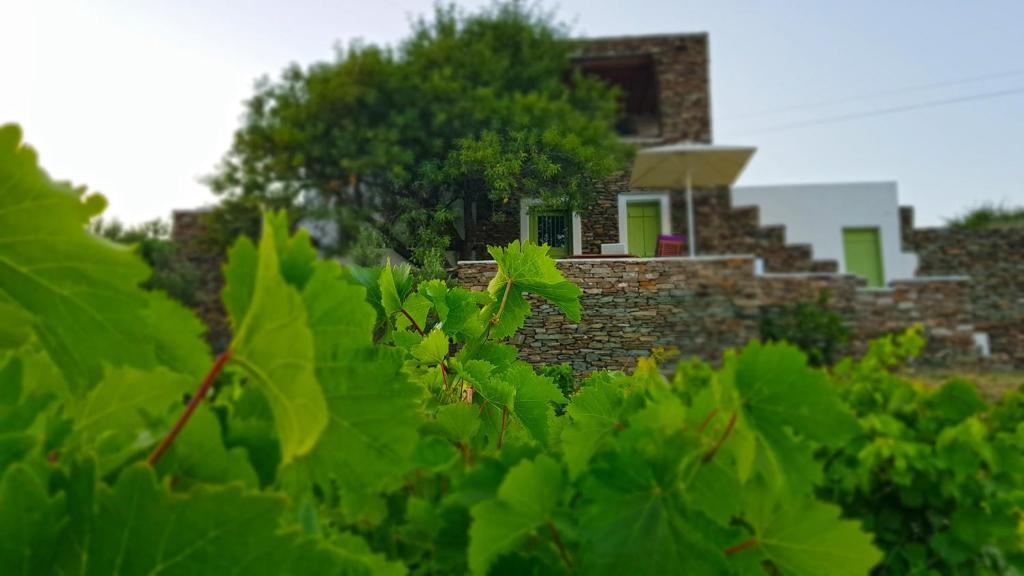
<box><xmin>629</xmin><ymin>143</ymin><xmax>756</xmax><ymax>257</ymax></box>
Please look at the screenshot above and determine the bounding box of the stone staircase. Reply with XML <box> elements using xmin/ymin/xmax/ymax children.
<box><xmin>684</xmin><ymin>189</ymin><xmax>839</xmax><ymax>273</ymax></box>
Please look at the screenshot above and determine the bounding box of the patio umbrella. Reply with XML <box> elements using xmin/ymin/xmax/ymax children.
<box><xmin>629</xmin><ymin>143</ymin><xmax>756</xmax><ymax>257</ymax></box>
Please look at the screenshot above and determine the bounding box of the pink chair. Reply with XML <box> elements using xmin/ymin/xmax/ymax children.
<box><xmin>656</xmin><ymin>234</ymin><xmax>686</xmax><ymax>257</ymax></box>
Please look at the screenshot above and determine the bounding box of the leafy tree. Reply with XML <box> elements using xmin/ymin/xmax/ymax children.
<box><xmin>946</xmin><ymin>201</ymin><xmax>1024</xmax><ymax>230</ymax></box>
<box><xmin>208</xmin><ymin>1</ymin><xmax>628</xmax><ymax>267</ymax></box>
<box><xmin>760</xmin><ymin>290</ymin><xmax>849</xmax><ymax>367</ymax></box>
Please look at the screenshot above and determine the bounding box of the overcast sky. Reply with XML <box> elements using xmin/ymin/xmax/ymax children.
<box><xmin>2</xmin><ymin>0</ymin><xmax>1022</xmax><ymax>226</ymax></box>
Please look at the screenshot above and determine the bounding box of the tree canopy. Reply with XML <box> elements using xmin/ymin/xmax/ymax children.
<box><xmin>209</xmin><ymin>1</ymin><xmax>629</xmax><ymax>266</ymax></box>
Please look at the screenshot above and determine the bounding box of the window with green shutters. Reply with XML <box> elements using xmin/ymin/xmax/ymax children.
<box><xmin>626</xmin><ymin>201</ymin><xmax>661</xmax><ymax>257</ymax></box>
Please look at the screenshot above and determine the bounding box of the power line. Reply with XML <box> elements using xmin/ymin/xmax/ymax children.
<box><xmin>728</xmin><ymin>67</ymin><xmax>1024</xmax><ymax>120</ymax></box>
<box><xmin>723</xmin><ymin>85</ymin><xmax>1024</xmax><ymax>138</ymax></box>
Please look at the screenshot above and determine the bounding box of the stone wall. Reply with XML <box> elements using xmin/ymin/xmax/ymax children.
<box><xmin>573</xmin><ymin>33</ymin><xmax>712</xmax><ymax>144</ymax></box>
<box><xmin>171</xmin><ymin>210</ymin><xmax>231</xmax><ymax>351</ymax></box>
<box><xmin>757</xmin><ymin>274</ymin><xmax>977</xmax><ymax>367</ymax></box>
<box><xmin>901</xmin><ymin>207</ymin><xmax>1024</xmax><ymax>368</ymax></box>
<box><xmin>456</xmin><ymin>257</ymin><xmax>978</xmax><ymax>372</ymax></box>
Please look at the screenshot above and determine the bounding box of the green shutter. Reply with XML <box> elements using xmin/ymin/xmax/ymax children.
<box><xmin>627</xmin><ymin>202</ymin><xmax>661</xmax><ymax>257</ymax></box>
<box><xmin>842</xmin><ymin>228</ymin><xmax>885</xmax><ymax>287</ymax></box>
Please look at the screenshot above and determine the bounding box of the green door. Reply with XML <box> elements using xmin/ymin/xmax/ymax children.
<box><xmin>843</xmin><ymin>228</ymin><xmax>884</xmax><ymax>287</ymax></box>
<box><xmin>529</xmin><ymin>209</ymin><xmax>571</xmax><ymax>257</ymax></box>
<box><xmin>627</xmin><ymin>201</ymin><xmax>661</xmax><ymax>257</ymax></box>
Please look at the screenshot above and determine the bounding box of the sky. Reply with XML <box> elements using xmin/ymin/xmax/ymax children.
<box><xmin>2</xmin><ymin>0</ymin><xmax>1022</xmax><ymax>227</ymax></box>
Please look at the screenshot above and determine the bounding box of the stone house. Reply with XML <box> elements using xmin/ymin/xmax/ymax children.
<box><xmin>172</xmin><ymin>31</ymin><xmax>1023</xmax><ymax>371</ymax></box>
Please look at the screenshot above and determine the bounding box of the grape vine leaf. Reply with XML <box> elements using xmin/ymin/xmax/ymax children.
<box><xmin>561</xmin><ymin>378</ymin><xmax>625</xmax><ymax>478</ymax></box>
<box><xmin>725</xmin><ymin>342</ymin><xmax>860</xmax><ymax>493</ymax></box>
<box><xmin>302</xmin><ymin>260</ymin><xmax>376</xmax><ymax>362</ymax></box>
<box><xmin>72</xmin><ymin>367</ymin><xmax>188</xmax><ymax>467</ymax></box>
<box><xmin>0</xmin><ymin>298</ymin><xmax>32</xmax><ymax>349</ymax></box>
<box><xmin>0</xmin><ymin>464</ymin><xmax>65</xmax><ymax>574</ymax></box>
<box><xmin>468</xmin><ymin>455</ymin><xmax>564</xmax><ymax>576</ymax></box>
<box><xmin>578</xmin><ymin>449</ymin><xmax>731</xmax><ymax>576</ymax></box>
<box><xmin>157</xmin><ymin>406</ymin><xmax>260</xmax><ymax>489</ymax></box>
<box><xmin>505</xmin><ymin>362</ymin><xmax>565</xmax><ymax>446</ymax></box>
<box><xmin>435</xmin><ymin>403</ymin><xmax>481</xmax><ymax>444</ymax></box>
<box><xmin>733</xmin><ymin>489</ymin><xmax>883</xmax><ymax>576</ymax></box>
<box><xmin>484</xmin><ymin>241</ymin><xmax>582</xmax><ymax>338</ymax></box>
<box><xmin>229</xmin><ymin>215</ymin><xmax>328</xmax><ymax>465</ymax></box>
<box><xmin>75</xmin><ymin>465</ymin><xmax>378</xmax><ymax>575</ymax></box>
<box><xmin>412</xmin><ymin>328</ymin><xmax>449</xmax><ymax>365</ymax></box>
<box><xmin>144</xmin><ymin>291</ymin><xmax>212</xmax><ymax>379</ymax></box>
<box><xmin>0</xmin><ymin>124</ymin><xmax>157</xmax><ymax>393</ymax></box>
<box><xmin>222</xmin><ymin>235</ymin><xmax>258</xmax><ymax>330</ymax></box>
<box><xmin>285</xmin><ymin>346</ymin><xmax>422</xmax><ymax>519</ymax></box>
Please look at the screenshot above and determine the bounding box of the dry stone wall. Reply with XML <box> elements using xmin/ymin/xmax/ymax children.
<box><xmin>456</xmin><ymin>257</ymin><xmax>978</xmax><ymax>373</ymax></box>
<box><xmin>901</xmin><ymin>207</ymin><xmax>1024</xmax><ymax>368</ymax></box>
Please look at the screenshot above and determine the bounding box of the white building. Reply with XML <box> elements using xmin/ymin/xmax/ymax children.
<box><xmin>732</xmin><ymin>182</ymin><xmax>919</xmax><ymax>285</ymax></box>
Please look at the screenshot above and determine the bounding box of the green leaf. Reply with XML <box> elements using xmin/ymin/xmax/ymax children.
<box><xmin>303</xmin><ymin>260</ymin><xmax>376</xmax><ymax>363</ymax></box>
<box><xmin>0</xmin><ymin>464</ymin><xmax>64</xmax><ymax>574</ymax></box>
<box><xmin>412</xmin><ymin>328</ymin><xmax>449</xmax><ymax>365</ymax></box>
<box><xmin>926</xmin><ymin>378</ymin><xmax>987</xmax><ymax>425</ymax></box>
<box><xmin>487</xmin><ymin>240</ymin><xmax>582</xmax><ymax>324</ymax></box>
<box><xmin>727</xmin><ymin>341</ymin><xmax>859</xmax><ymax>494</ymax></box>
<box><xmin>144</xmin><ymin>291</ymin><xmax>212</xmax><ymax>379</ymax></box>
<box><xmin>0</xmin><ymin>298</ymin><xmax>32</xmax><ymax>349</ymax></box>
<box><xmin>158</xmin><ymin>406</ymin><xmax>260</xmax><ymax>489</ymax></box>
<box><xmin>286</xmin><ymin>347</ymin><xmax>422</xmax><ymax>519</ymax></box>
<box><xmin>266</xmin><ymin>210</ymin><xmax>317</xmax><ymax>289</ymax></box>
<box><xmin>0</xmin><ymin>124</ymin><xmax>157</xmax><ymax>392</ymax></box>
<box><xmin>230</xmin><ymin>213</ymin><xmax>328</xmax><ymax>465</ymax></box>
<box><xmin>222</xmin><ymin>235</ymin><xmax>258</xmax><ymax>330</ymax></box>
<box><xmin>436</xmin><ymin>403</ymin><xmax>481</xmax><ymax>444</ymax></box>
<box><xmin>732</xmin><ymin>342</ymin><xmax>858</xmax><ymax>446</ymax></box>
<box><xmin>76</xmin><ymin>465</ymin><xmax>377</xmax><ymax>575</ymax></box>
<box><xmin>735</xmin><ymin>493</ymin><xmax>883</xmax><ymax>576</ymax></box>
<box><xmin>505</xmin><ymin>362</ymin><xmax>565</xmax><ymax>445</ymax></box>
<box><xmin>379</xmin><ymin>259</ymin><xmax>410</xmax><ymax>318</ymax></box>
<box><xmin>578</xmin><ymin>450</ymin><xmax>730</xmax><ymax>575</ymax></box>
<box><xmin>561</xmin><ymin>378</ymin><xmax>624</xmax><ymax>478</ymax></box>
<box><xmin>72</xmin><ymin>366</ymin><xmax>187</xmax><ymax>451</ymax></box>
<box><xmin>469</xmin><ymin>455</ymin><xmax>564</xmax><ymax>575</ymax></box>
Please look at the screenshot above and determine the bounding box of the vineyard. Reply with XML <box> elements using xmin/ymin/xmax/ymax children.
<box><xmin>1</xmin><ymin>123</ymin><xmax>1022</xmax><ymax>574</ymax></box>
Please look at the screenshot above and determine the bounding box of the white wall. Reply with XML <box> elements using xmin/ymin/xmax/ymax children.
<box><xmin>731</xmin><ymin>182</ymin><xmax>918</xmax><ymax>283</ymax></box>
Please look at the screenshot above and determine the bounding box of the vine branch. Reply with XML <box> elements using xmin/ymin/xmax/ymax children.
<box><xmin>724</xmin><ymin>538</ymin><xmax>758</xmax><ymax>556</ymax></box>
<box><xmin>702</xmin><ymin>411</ymin><xmax>737</xmax><ymax>464</ymax></box>
<box><xmin>148</xmin><ymin>349</ymin><xmax>233</xmax><ymax>466</ymax></box>
<box><xmin>497</xmin><ymin>405</ymin><xmax>509</xmax><ymax>448</ymax></box>
<box><xmin>546</xmin><ymin>519</ymin><xmax>574</xmax><ymax>571</ymax></box>
<box><xmin>484</xmin><ymin>278</ymin><xmax>515</xmax><ymax>339</ymax></box>
<box><xmin>400</xmin><ymin>308</ymin><xmax>424</xmax><ymax>336</ymax></box>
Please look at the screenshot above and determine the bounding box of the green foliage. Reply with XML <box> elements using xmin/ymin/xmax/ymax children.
<box><xmin>209</xmin><ymin>1</ymin><xmax>628</xmax><ymax>262</ymax></box>
<box><xmin>9</xmin><ymin>125</ymin><xmax>1024</xmax><ymax>574</ymax></box>
<box><xmin>821</xmin><ymin>327</ymin><xmax>1024</xmax><ymax>574</ymax></box>
<box><xmin>947</xmin><ymin>201</ymin><xmax>1024</xmax><ymax>230</ymax></box>
<box><xmin>760</xmin><ymin>289</ymin><xmax>849</xmax><ymax>366</ymax></box>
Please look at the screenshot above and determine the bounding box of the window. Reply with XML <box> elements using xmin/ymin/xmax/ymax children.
<box><xmin>530</xmin><ymin>209</ymin><xmax>571</xmax><ymax>257</ymax></box>
<box><xmin>572</xmin><ymin>54</ymin><xmax>660</xmax><ymax>137</ymax></box>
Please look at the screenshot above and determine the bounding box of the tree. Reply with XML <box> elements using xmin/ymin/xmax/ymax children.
<box><xmin>208</xmin><ymin>1</ymin><xmax>628</xmax><ymax>265</ymax></box>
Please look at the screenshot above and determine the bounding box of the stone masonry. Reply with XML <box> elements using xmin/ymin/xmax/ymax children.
<box><xmin>901</xmin><ymin>207</ymin><xmax>1024</xmax><ymax>369</ymax></box>
<box><xmin>455</xmin><ymin>257</ymin><xmax>978</xmax><ymax>373</ymax></box>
